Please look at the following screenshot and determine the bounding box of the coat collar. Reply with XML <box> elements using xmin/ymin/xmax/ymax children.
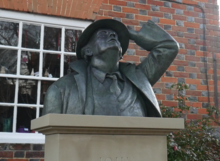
<box><xmin>69</xmin><ymin>59</ymin><xmax>88</xmax><ymax>74</ymax></box>
<box><xmin>91</xmin><ymin>67</ymin><xmax>124</xmax><ymax>83</ymax></box>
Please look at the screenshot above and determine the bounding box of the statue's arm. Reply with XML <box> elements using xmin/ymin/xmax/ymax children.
<box><xmin>43</xmin><ymin>84</ymin><xmax>62</xmax><ymax>115</ymax></box>
<box><xmin>128</xmin><ymin>20</ymin><xmax>179</xmax><ymax>86</ymax></box>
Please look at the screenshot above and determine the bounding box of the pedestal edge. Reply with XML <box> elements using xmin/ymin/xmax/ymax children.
<box><xmin>31</xmin><ymin>114</ymin><xmax>184</xmax><ymax>135</ymax></box>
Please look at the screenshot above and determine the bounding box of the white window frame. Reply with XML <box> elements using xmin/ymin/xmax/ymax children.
<box><xmin>0</xmin><ymin>10</ymin><xmax>91</xmax><ymax>143</ymax></box>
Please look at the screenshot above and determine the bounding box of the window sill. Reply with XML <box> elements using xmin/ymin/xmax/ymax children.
<box><xmin>0</xmin><ymin>132</ymin><xmax>45</xmax><ymax>144</ymax></box>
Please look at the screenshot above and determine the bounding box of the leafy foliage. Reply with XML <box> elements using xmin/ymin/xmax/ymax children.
<box><xmin>160</xmin><ymin>83</ymin><xmax>220</xmax><ymax>161</ymax></box>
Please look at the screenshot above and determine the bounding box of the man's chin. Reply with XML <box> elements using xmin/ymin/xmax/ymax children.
<box><xmin>103</xmin><ymin>45</ymin><xmax>122</xmax><ymax>53</ymax></box>
<box><xmin>99</xmin><ymin>48</ymin><xmax>121</xmax><ymax>60</ymax></box>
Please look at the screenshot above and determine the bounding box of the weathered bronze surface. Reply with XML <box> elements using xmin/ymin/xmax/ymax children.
<box><xmin>43</xmin><ymin>19</ymin><xmax>179</xmax><ymax>117</ymax></box>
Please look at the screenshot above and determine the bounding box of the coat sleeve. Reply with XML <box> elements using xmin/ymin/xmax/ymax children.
<box><xmin>43</xmin><ymin>83</ymin><xmax>63</xmax><ymax>115</ymax></box>
<box><xmin>130</xmin><ymin>20</ymin><xmax>179</xmax><ymax>86</ymax></box>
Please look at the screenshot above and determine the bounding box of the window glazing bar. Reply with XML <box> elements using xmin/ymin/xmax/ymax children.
<box><xmin>0</xmin><ymin>74</ymin><xmax>58</xmax><ymax>81</ymax></box>
<box><xmin>0</xmin><ymin>44</ymin><xmax>77</xmax><ymax>55</ymax></box>
<box><xmin>13</xmin><ymin>79</ymin><xmax>19</xmax><ymax>133</ymax></box>
<box><xmin>60</xmin><ymin>27</ymin><xmax>65</xmax><ymax>77</ymax></box>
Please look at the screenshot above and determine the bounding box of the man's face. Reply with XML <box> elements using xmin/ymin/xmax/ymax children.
<box><xmin>88</xmin><ymin>29</ymin><xmax>122</xmax><ymax>58</ymax></box>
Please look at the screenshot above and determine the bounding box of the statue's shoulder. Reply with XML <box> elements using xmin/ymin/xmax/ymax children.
<box><xmin>50</xmin><ymin>73</ymin><xmax>77</xmax><ymax>90</ymax></box>
<box><xmin>46</xmin><ymin>60</ymin><xmax>87</xmax><ymax>95</ymax></box>
<box><xmin>52</xmin><ymin>60</ymin><xmax>88</xmax><ymax>89</ymax></box>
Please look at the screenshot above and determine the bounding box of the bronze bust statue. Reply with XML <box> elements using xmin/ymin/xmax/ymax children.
<box><xmin>43</xmin><ymin>19</ymin><xmax>179</xmax><ymax>117</ymax></box>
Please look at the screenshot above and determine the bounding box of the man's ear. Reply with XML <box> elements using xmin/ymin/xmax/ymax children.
<box><xmin>83</xmin><ymin>46</ymin><xmax>93</xmax><ymax>60</ymax></box>
<box><xmin>119</xmin><ymin>48</ymin><xmax>123</xmax><ymax>60</ymax></box>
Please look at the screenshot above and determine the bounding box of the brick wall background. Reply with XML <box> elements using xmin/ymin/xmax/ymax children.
<box><xmin>0</xmin><ymin>0</ymin><xmax>103</xmax><ymax>19</ymax></box>
<box><xmin>0</xmin><ymin>144</ymin><xmax>44</xmax><ymax>161</ymax></box>
<box><xmin>0</xmin><ymin>0</ymin><xmax>220</xmax><ymax>160</ymax></box>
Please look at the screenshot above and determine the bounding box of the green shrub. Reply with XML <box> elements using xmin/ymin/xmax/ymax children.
<box><xmin>160</xmin><ymin>83</ymin><xmax>220</xmax><ymax>161</ymax></box>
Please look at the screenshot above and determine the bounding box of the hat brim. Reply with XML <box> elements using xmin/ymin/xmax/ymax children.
<box><xmin>76</xmin><ymin>19</ymin><xmax>129</xmax><ymax>59</ymax></box>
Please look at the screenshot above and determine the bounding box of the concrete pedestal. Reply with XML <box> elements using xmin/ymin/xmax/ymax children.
<box><xmin>31</xmin><ymin>114</ymin><xmax>184</xmax><ymax>161</ymax></box>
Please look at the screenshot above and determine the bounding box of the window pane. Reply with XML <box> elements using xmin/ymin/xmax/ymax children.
<box><xmin>63</xmin><ymin>55</ymin><xmax>77</xmax><ymax>75</ymax></box>
<box><xmin>65</xmin><ymin>29</ymin><xmax>82</xmax><ymax>52</ymax></box>
<box><xmin>0</xmin><ymin>21</ymin><xmax>19</xmax><ymax>46</ymax></box>
<box><xmin>44</xmin><ymin>27</ymin><xmax>61</xmax><ymax>51</ymax></box>
<box><xmin>43</xmin><ymin>53</ymin><xmax>60</xmax><ymax>78</ymax></box>
<box><xmin>18</xmin><ymin>79</ymin><xmax>38</xmax><ymax>104</ymax></box>
<box><xmin>40</xmin><ymin>80</ymin><xmax>54</xmax><ymax>105</ymax></box>
<box><xmin>20</xmin><ymin>51</ymin><xmax>39</xmax><ymax>76</ymax></box>
<box><xmin>17</xmin><ymin>107</ymin><xmax>36</xmax><ymax>133</ymax></box>
<box><xmin>0</xmin><ymin>49</ymin><xmax>17</xmax><ymax>74</ymax></box>
<box><xmin>22</xmin><ymin>24</ymin><xmax>41</xmax><ymax>49</ymax></box>
<box><xmin>0</xmin><ymin>106</ymin><xmax>13</xmax><ymax>132</ymax></box>
<box><xmin>0</xmin><ymin>78</ymin><xmax>15</xmax><ymax>103</ymax></box>
<box><xmin>40</xmin><ymin>107</ymin><xmax>43</xmax><ymax>117</ymax></box>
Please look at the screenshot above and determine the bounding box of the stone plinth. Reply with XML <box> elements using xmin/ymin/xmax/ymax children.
<box><xmin>31</xmin><ymin>114</ymin><xmax>184</xmax><ymax>161</ymax></box>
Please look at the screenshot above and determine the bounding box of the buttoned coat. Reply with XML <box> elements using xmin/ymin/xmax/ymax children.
<box><xmin>43</xmin><ymin>20</ymin><xmax>179</xmax><ymax>117</ymax></box>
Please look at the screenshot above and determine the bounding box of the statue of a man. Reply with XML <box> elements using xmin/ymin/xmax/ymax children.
<box><xmin>43</xmin><ymin>19</ymin><xmax>179</xmax><ymax>117</ymax></box>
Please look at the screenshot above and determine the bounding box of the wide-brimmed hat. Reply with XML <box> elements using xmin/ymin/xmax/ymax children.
<box><xmin>76</xmin><ymin>19</ymin><xmax>129</xmax><ymax>59</ymax></box>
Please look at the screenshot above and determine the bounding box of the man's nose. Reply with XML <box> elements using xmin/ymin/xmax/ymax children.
<box><xmin>109</xmin><ymin>32</ymin><xmax>116</xmax><ymax>38</ymax></box>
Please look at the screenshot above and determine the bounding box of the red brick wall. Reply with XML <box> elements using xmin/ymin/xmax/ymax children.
<box><xmin>97</xmin><ymin>0</ymin><xmax>220</xmax><ymax>124</ymax></box>
<box><xmin>0</xmin><ymin>144</ymin><xmax>44</xmax><ymax>161</ymax></box>
<box><xmin>0</xmin><ymin>0</ymin><xmax>103</xmax><ymax>20</ymax></box>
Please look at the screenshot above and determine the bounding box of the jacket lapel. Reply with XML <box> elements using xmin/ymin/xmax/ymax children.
<box><xmin>119</xmin><ymin>63</ymin><xmax>161</xmax><ymax>116</ymax></box>
<box><xmin>69</xmin><ymin>60</ymin><xmax>88</xmax><ymax>112</ymax></box>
